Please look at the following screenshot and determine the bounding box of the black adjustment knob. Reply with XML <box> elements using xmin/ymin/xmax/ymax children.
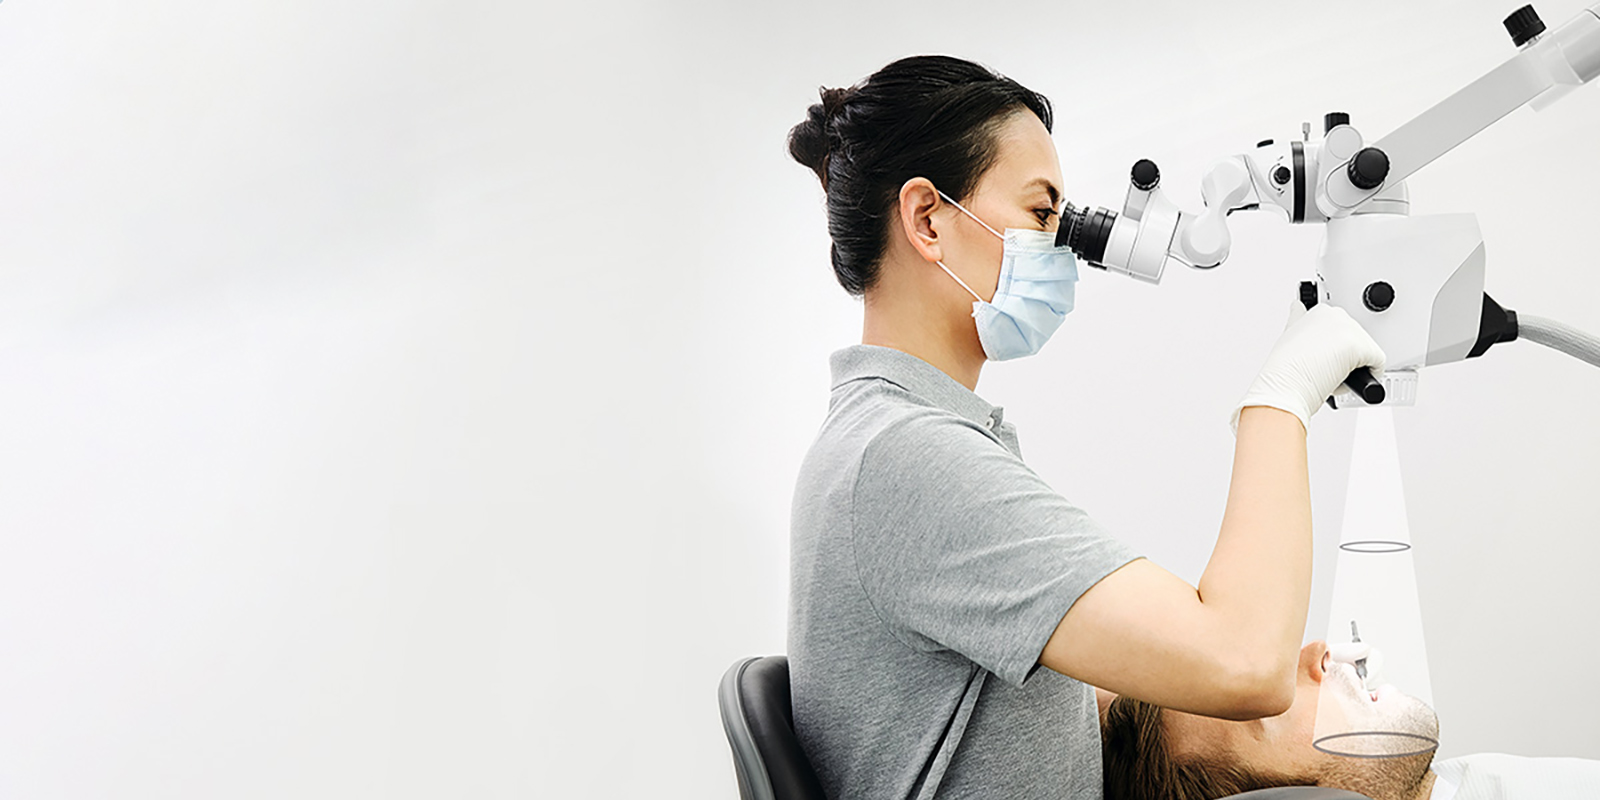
<box><xmin>1504</xmin><ymin>5</ymin><xmax>1546</xmax><ymax>47</ymax></box>
<box><xmin>1347</xmin><ymin>147</ymin><xmax>1389</xmax><ymax>190</ymax></box>
<box><xmin>1300</xmin><ymin>281</ymin><xmax>1319</xmax><ymax>311</ymax></box>
<box><xmin>1257</xmin><ymin>138</ymin><xmax>1275</xmax><ymax>148</ymax></box>
<box><xmin>1344</xmin><ymin>368</ymin><xmax>1387</xmax><ymax>404</ymax></box>
<box><xmin>1130</xmin><ymin>159</ymin><xmax>1160</xmax><ymax>191</ymax></box>
<box><xmin>1324</xmin><ymin>112</ymin><xmax>1350</xmax><ymax>133</ymax></box>
<box><xmin>1364</xmin><ymin>281</ymin><xmax>1395</xmax><ymax>312</ymax></box>
<box><xmin>1272</xmin><ymin>165</ymin><xmax>1292</xmax><ymax>185</ymax></box>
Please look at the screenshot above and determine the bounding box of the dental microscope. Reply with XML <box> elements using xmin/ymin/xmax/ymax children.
<box><xmin>1054</xmin><ymin>3</ymin><xmax>1600</xmax><ymax>756</ymax></box>
<box><xmin>1055</xmin><ymin>2</ymin><xmax>1600</xmax><ymax>407</ymax></box>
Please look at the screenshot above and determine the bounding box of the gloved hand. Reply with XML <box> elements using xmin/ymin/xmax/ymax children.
<box><xmin>1326</xmin><ymin>641</ymin><xmax>1384</xmax><ymax>692</ymax></box>
<box><xmin>1230</xmin><ymin>303</ymin><xmax>1387</xmax><ymax>435</ymax></box>
<box><xmin>1325</xmin><ymin>641</ymin><xmax>1372</xmax><ymax>667</ymax></box>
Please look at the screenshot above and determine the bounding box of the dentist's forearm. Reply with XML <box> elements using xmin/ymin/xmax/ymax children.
<box><xmin>1199</xmin><ymin>405</ymin><xmax>1312</xmax><ymax>702</ymax></box>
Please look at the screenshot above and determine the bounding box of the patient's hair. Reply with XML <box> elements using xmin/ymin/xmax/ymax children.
<box><xmin>1101</xmin><ymin>695</ymin><xmax>1303</xmax><ymax>800</ymax></box>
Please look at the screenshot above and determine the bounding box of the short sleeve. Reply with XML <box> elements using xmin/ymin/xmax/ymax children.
<box><xmin>850</xmin><ymin>410</ymin><xmax>1140</xmax><ymax>687</ymax></box>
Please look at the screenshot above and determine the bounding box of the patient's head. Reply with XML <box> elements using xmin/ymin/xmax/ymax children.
<box><xmin>1100</xmin><ymin>641</ymin><xmax>1439</xmax><ymax>800</ymax></box>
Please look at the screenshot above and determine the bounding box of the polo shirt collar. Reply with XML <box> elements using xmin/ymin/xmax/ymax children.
<box><xmin>830</xmin><ymin>345</ymin><xmax>1000</xmax><ymax>428</ymax></box>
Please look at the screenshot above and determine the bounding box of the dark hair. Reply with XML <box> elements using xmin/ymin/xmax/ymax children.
<box><xmin>788</xmin><ymin>55</ymin><xmax>1054</xmax><ymax>295</ymax></box>
<box><xmin>1101</xmin><ymin>695</ymin><xmax>1299</xmax><ymax>800</ymax></box>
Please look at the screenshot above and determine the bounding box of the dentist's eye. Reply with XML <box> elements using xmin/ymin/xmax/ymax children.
<box><xmin>1034</xmin><ymin>207</ymin><xmax>1058</xmax><ymax>223</ymax></box>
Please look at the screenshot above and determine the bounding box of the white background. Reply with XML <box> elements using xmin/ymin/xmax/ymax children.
<box><xmin>2</xmin><ymin>1</ymin><xmax>1597</xmax><ymax>797</ymax></box>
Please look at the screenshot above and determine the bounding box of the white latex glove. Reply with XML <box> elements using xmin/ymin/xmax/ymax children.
<box><xmin>1230</xmin><ymin>303</ymin><xmax>1386</xmax><ymax>435</ymax></box>
<box><xmin>1326</xmin><ymin>642</ymin><xmax>1385</xmax><ymax>692</ymax></box>
<box><xmin>1326</xmin><ymin>641</ymin><xmax>1372</xmax><ymax>667</ymax></box>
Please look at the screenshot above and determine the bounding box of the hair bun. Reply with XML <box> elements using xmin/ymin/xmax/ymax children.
<box><xmin>818</xmin><ymin>86</ymin><xmax>848</xmax><ymax>119</ymax></box>
<box><xmin>788</xmin><ymin>86</ymin><xmax>849</xmax><ymax>188</ymax></box>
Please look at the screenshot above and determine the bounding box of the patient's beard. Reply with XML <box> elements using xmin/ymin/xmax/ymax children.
<box><xmin>1318</xmin><ymin>749</ymin><xmax>1433</xmax><ymax>800</ymax></box>
<box><xmin>1317</xmin><ymin>698</ymin><xmax>1438</xmax><ymax>800</ymax></box>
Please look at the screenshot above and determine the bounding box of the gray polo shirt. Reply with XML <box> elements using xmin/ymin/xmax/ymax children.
<box><xmin>789</xmin><ymin>345</ymin><xmax>1140</xmax><ymax>800</ymax></box>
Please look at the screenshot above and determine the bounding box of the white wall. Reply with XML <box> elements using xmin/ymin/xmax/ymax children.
<box><xmin>1</xmin><ymin>1</ymin><xmax>1596</xmax><ymax>797</ymax></box>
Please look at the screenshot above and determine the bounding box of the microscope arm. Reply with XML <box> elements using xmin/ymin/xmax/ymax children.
<box><xmin>1334</xmin><ymin>3</ymin><xmax>1600</xmax><ymax>213</ymax></box>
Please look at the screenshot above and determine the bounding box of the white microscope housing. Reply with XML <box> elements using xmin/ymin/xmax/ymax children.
<box><xmin>1054</xmin><ymin>2</ymin><xmax>1600</xmax><ymax>406</ymax></box>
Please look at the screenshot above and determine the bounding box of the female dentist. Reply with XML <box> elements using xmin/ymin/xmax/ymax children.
<box><xmin>784</xmin><ymin>56</ymin><xmax>1386</xmax><ymax>800</ymax></box>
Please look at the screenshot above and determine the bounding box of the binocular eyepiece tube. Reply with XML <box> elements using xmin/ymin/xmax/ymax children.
<box><xmin>1055</xmin><ymin>202</ymin><xmax>1119</xmax><ymax>266</ymax></box>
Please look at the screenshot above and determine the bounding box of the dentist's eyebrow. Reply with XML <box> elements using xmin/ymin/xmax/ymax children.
<box><xmin>1023</xmin><ymin>177</ymin><xmax>1061</xmax><ymax>208</ymax></box>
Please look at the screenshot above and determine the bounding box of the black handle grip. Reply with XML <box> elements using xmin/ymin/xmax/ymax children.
<box><xmin>1343</xmin><ymin>367</ymin><xmax>1386</xmax><ymax>404</ymax></box>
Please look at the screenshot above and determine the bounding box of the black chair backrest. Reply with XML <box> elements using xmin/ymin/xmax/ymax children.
<box><xmin>718</xmin><ymin>656</ymin><xmax>827</xmax><ymax>800</ymax></box>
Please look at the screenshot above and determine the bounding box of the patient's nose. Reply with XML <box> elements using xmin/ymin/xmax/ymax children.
<box><xmin>1301</xmin><ymin>640</ymin><xmax>1329</xmax><ymax>681</ymax></box>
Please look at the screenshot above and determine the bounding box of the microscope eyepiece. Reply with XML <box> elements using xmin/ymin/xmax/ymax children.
<box><xmin>1057</xmin><ymin>202</ymin><xmax>1117</xmax><ymax>266</ymax></box>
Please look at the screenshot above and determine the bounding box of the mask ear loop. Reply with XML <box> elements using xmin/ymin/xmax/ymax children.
<box><xmin>936</xmin><ymin>190</ymin><xmax>1004</xmax><ymax>239</ymax></box>
<box><xmin>932</xmin><ymin>189</ymin><xmax>1001</xmax><ymax>303</ymax></box>
<box><xmin>936</xmin><ymin>260</ymin><xmax>984</xmax><ymax>303</ymax></box>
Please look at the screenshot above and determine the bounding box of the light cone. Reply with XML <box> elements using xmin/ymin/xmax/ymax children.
<box><xmin>1313</xmin><ymin>408</ymin><xmax>1438</xmax><ymax>758</ymax></box>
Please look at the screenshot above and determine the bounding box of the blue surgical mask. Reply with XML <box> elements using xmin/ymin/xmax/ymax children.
<box><xmin>936</xmin><ymin>190</ymin><xmax>1079</xmax><ymax>361</ymax></box>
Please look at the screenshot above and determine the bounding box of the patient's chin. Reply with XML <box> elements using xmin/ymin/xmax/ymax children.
<box><xmin>1312</xmin><ymin>684</ymin><xmax>1439</xmax><ymax>760</ymax></box>
<box><xmin>1319</xmin><ymin>748</ymin><xmax>1435</xmax><ymax>800</ymax></box>
<box><xmin>1311</xmin><ymin>694</ymin><xmax>1438</xmax><ymax>800</ymax></box>
<box><xmin>1378</xmin><ymin>693</ymin><xmax>1440</xmax><ymax>743</ymax></box>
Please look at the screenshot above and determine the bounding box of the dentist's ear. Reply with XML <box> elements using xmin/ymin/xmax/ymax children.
<box><xmin>899</xmin><ymin>178</ymin><xmax>944</xmax><ymax>264</ymax></box>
